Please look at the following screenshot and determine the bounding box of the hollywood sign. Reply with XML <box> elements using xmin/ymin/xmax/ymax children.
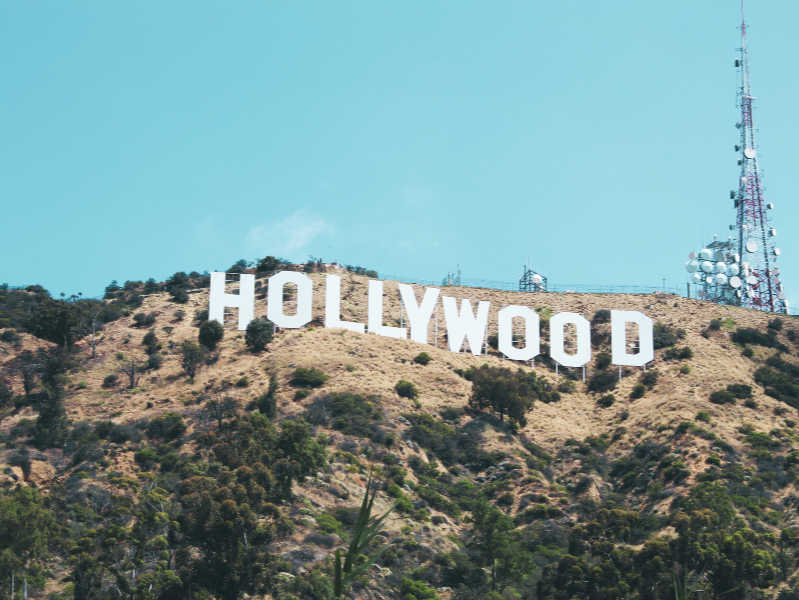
<box><xmin>208</xmin><ymin>272</ymin><xmax>654</xmax><ymax>368</ymax></box>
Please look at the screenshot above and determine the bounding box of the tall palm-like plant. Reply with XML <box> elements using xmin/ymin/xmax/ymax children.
<box><xmin>334</xmin><ymin>472</ymin><xmax>394</xmax><ymax>599</ymax></box>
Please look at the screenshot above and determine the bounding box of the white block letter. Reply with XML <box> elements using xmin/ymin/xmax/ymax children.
<box><xmin>442</xmin><ymin>296</ymin><xmax>490</xmax><ymax>355</ymax></box>
<box><xmin>498</xmin><ymin>305</ymin><xmax>540</xmax><ymax>361</ymax></box>
<box><xmin>209</xmin><ymin>272</ymin><xmax>255</xmax><ymax>331</ymax></box>
<box><xmin>398</xmin><ymin>283</ymin><xmax>440</xmax><ymax>344</ymax></box>
<box><xmin>368</xmin><ymin>280</ymin><xmax>407</xmax><ymax>339</ymax></box>
<box><xmin>267</xmin><ymin>271</ymin><xmax>312</xmax><ymax>329</ymax></box>
<box><xmin>325</xmin><ymin>275</ymin><xmax>364</xmax><ymax>333</ymax></box>
<box><xmin>550</xmin><ymin>312</ymin><xmax>591</xmax><ymax>367</ymax></box>
<box><xmin>611</xmin><ymin>310</ymin><xmax>654</xmax><ymax>366</ymax></box>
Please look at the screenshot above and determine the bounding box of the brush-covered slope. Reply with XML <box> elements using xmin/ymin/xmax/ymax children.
<box><xmin>2</xmin><ymin>268</ymin><xmax>799</xmax><ymax>600</ymax></box>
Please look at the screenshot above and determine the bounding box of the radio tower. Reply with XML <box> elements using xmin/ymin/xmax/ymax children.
<box><xmin>732</xmin><ymin>1</ymin><xmax>787</xmax><ymax>313</ymax></box>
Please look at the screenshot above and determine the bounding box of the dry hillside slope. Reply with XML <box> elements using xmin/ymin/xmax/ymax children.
<box><xmin>2</xmin><ymin>269</ymin><xmax>799</xmax><ymax>599</ymax></box>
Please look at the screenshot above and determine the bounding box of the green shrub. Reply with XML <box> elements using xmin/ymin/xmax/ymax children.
<box><xmin>305</xmin><ymin>392</ymin><xmax>389</xmax><ymax>445</ymax></box>
<box><xmin>587</xmin><ymin>371</ymin><xmax>616</xmax><ymax>393</ymax></box>
<box><xmin>593</xmin><ymin>309</ymin><xmax>611</xmax><ymax>323</ymax></box>
<box><xmin>256</xmin><ymin>374</ymin><xmax>278</xmax><ymax>418</ymax></box>
<box><xmin>0</xmin><ymin>329</ymin><xmax>21</xmax><ymax>344</ymax></box>
<box><xmin>414</xmin><ymin>352</ymin><xmax>432</xmax><ymax>366</ymax></box>
<box><xmin>134</xmin><ymin>446</ymin><xmax>158</xmax><ymax>468</ymax></box>
<box><xmin>695</xmin><ymin>411</ymin><xmax>711</xmax><ymax>423</ymax></box>
<box><xmin>727</xmin><ymin>383</ymin><xmax>752</xmax><ymax>399</ymax></box>
<box><xmin>235</xmin><ymin>376</ymin><xmax>249</xmax><ymax>388</ymax></box>
<box><xmin>664</xmin><ymin>346</ymin><xmax>693</xmax><ymax>360</ymax></box>
<box><xmin>653</xmin><ymin>322</ymin><xmax>684</xmax><ymax>349</ymax></box>
<box><xmin>742</xmin><ymin>346</ymin><xmax>754</xmax><ymax>358</ymax></box>
<box><xmin>315</xmin><ymin>512</ymin><xmax>343</xmax><ymax>535</ymax></box>
<box><xmin>744</xmin><ymin>399</ymin><xmax>758</xmax><ymax>409</ymax></box>
<box><xmin>147</xmin><ymin>412</ymin><xmax>186</xmax><ymax>440</ymax></box>
<box><xmin>679</xmin><ymin>365</ymin><xmax>691</xmax><ymax>374</ymax></box>
<box><xmin>142</xmin><ymin>329</ymin><xmax>160</xmax><ymax>355</ymax></box>
<box><xmin>0</xmin><ymin>379</ymin><xmax>12</xmax><ymax>408</ymax></box>
<box><xmin>294</xmin><ymin>389</ymin><xmax>311</xmax><ymax>401</ymax></box>
<box><xmin>709</xmin><ymin>319</ymin><xmax>722</xmax><ymax>331</ymax></box>
<box><xmin>146</xmin><ymin>353</ymin><xmax>163</xmax><ymax>370</ymax></box>
<box><xmin>630</xmin><ymin>384</ymin><xmax>646</xmax><ymax>399</ymax></box>
<box><xmin>732</xmin><ymin>327</ymin><xmax>786</xmax><ymax>350</ymax></box>
<box><xmin>198</xmin><ymin>320</ymin><xmax>224</xmax><ymax>350</ymax></box>
<box><xmin>558</xmin><ymin>380</ymin><xmax>576</xmax><ymax>393</ymax></box>
<box><xmin>395</xmin><ymin>380</ymin><xmax>419</xmax><ymax>400</ymax></box>
<box><xmin>290</xmin><ymin>367</ymin><xmax>328</xmax><ymax>388</ymax></box>
<box><xmin>768</xmin><ymin>318</ymin><xmax>783</xmax><ymax>331</ymax></box>
<box><xmin>597</xmin><ymin>394</ymin><xmax>615</xmax><ymax>408</ymax></box>
<box><xmin>594</xmin><ymin>352</ymin><xmax>612</xmax><ymax>370</ymax></box>
<box><xmin>640</xmin><ymin>369</ymin><xmax>658</xmax><ymax>389</ymax></box>
<box><xmin>400</xmin><ymin>577</ymin><xmax>440</xmax><ymax>600</ymax></box>
<box><xmin>132</xmin><ymin>312</ymin><xmax>156</xmax><ymax>328</ymax></box>
<box><xmin>709</xmin><ymin>390</ymin><xmax>736</xmax><ymax>405</ymax></box>
<box><xmin>245</xmin><ymin>317</ymin><xmax>274</xmax><ymax>352</ymax></box>
<box><xmin>102</xmin><ymin>374</ymin><xmax>118</xmax><ymax>388</ymax></box>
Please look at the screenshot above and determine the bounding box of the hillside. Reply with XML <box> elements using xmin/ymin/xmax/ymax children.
<box><xmin>2</xmin><ymin>266</ymin><xmax>799</xmax><ymax>599</ymax></box>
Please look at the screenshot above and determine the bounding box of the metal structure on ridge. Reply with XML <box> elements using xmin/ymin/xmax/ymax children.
<box><xmin>519</xmin><ymin>264</ymin><xmax>547</xmax><ymax>292</ymax></box>
<box><xmin>685</xmin><ymin>2</ymin><xmax>787</xmax><ymax>314</ymax></box>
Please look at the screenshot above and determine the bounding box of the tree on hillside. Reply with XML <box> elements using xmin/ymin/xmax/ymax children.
<box><xmin>198</xmin><ymin>320</ymin><xmax>224</xmax><ymax>351</ymax></box>
<box><xmin>245</xmin><ymin>317</ymin><xmax>273</xmax><ymax>353</ymax></box>
<box><xmin>15</xmin><ymin>350</ymin><xmax>41</xmax><ymax>397</ymax></box>
<box><xmin>181</xmin><ymin>341</ymin><xmax>205</xmax><ymax>379</ymax></box>
<box><xmin>33</xmin><ymin>350</ymin><xmax>69</xmax><ymax>448</ymax></box>
<box><xmin>0</xmin><ymin>487</ymin><xmax>57</xmax><ymax>599</ymax></box>
<box><xmin>256</xmin><ymin>256</ymin><xmax>282</xmax><ymax>276</ymax></box>
<box><xmin>468</xmin><ymin>365</ymin><xmax>541</xmax><ymax>427</ymax></box>
<box><xmin>120</xmin><ymin>358</ymin><xmax>143</xmax><ymax>389</ymax></box>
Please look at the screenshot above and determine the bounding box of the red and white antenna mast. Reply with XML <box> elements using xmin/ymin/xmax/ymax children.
<box><xmin>733</xmin><ymin>0</ymin><xmax>787</xmax><ymax>313</ymax></box>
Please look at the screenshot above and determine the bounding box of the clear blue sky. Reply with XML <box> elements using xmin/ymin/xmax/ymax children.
<box><xmin>2</xmin><ymin>2</ymin><xmax>797</xmax><ymax>306</ymax></box>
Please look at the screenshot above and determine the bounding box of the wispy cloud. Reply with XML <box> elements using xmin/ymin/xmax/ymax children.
<box><xmin>245</xmin><ymin>209</ymin><xmax>332</xmax><ymax>258</ymax></box>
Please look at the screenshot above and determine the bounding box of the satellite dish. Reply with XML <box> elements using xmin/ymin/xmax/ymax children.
<box><xmin>733</xmin><ymin>253</ymin><xmax>740</xmax><ymax>262</ymax></box>
<box><xmin>744</xmin><ymin>147</ymin><xmax>756</xmax><ymax>159</ymax></box>
<box><xmin>740</xmin><ymin>176</ymin><xmax>748</xmax><ymax>185</ymax></box>
<box><xmin>716</xmin><ymin>273</ymin><xmax>728</xmax><ymax>285</ymax></box>
<box><xmin>715</xmin><ymin>261</ymin><xmax>727</xmax><ymax>273</ymax></box>
<box><xmin>706</xmin><ymin>276</ymin><xmax>714</xmax><ymax>285</ymax></box>
<box><xmin>699</xmin><ymin>248</ymin><xmax>713</xmax><ymax>260</ymax></box>
<box><xmin>700</xmin><ymin>261</ymin><xmax>714</xmax><ymax>273</ymax></box>
<box><xmin>688</xmin><ymin>251</ymin><xmax>697</xmax><ymax>259</ymax></box>
<box><xmin>746</xmin><ymin>275</ymin><xmax>758</xmax><ymax>285</ymax></box>
<box><xmin>736</xmin><ymin>290</ymin><xmax>742</xmax><ymax>298</ymax></box>
<box><xmin>729</xmin><ymin>276</ymin><xmax>742</xmax><ymax>289</ymax></box>
<box><xmin>692</xmin><ymin>273</ymin><xmax>702</xmax><ymax>283</ymax></box>
<box><xmin>685</xmin><ymin>260</ymin><xmax>699</xmax><ymax>273</ymax></box>
<box><xmin>779</xmin><ymin>292</ymin><xmax>787</xmax><ymax>300</ymax></box>
<box><xmin>727</xmin><ymin>263</ymin><xmax>739</xmax><ymax>276</ymax></box>
<box><xmin>774</xmin><ymin>247</ymin><xmax>781</xmax><ymax>256</ymax></box>
<box><xmin>532</xmin><ymin>274</ymin><xmax>543</xmax><ymax>283</ymax></box>
<box><xmin>769</xmin><ymin>228</ymin><xmax>776</xmax><ymax>236</ymax></box>
<box><xmin>767</xmin><ymin>202</ymin><xmax>774</xmax><ymax>209</ymax></box>
<box><xmin>745</xmin><ymin>240</ymin><xmax>758</xmax><ymax>253</ymax></box>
